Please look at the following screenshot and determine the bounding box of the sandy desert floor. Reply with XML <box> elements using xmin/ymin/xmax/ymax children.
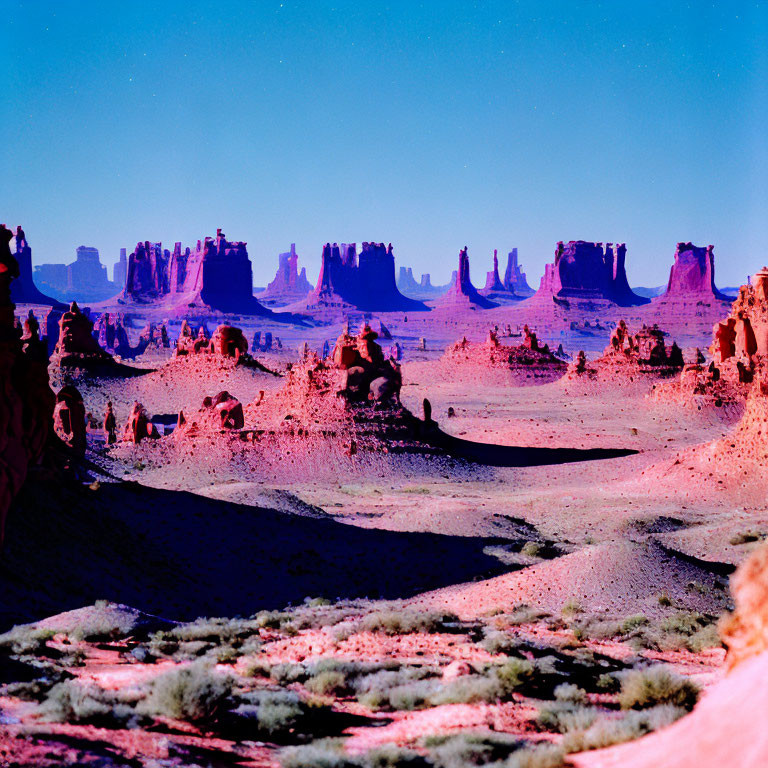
<box><xmin>1</xmin><ymin>310</ymin><xmax>766</xmax><ymax>767</ymax></box>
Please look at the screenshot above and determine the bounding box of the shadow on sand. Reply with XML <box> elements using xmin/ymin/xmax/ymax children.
<box><xmin>426</xmin><ymin>426</ymin><xmax>637</xmax><ymax>467</ymax></box>
<box><xmin>0</xmin><ymin>474</ymin><xmax>506</xmax><ymax>628</ymax></box>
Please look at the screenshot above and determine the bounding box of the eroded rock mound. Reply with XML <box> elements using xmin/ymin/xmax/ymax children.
<box><xmin>439</xmin><ymin>327</ymin><xmax>566</xmax><ymax>385</ymax></box>
<box><xmin>480</xmin><ymin>249</ymin><xmax>520</xmax><ymax>302</ymax></box>
<box><xmin>653</xmin><ymin>269</ymin><xmax>768</xmax><ymax>410</ymax></box>
<box><xmin>50</xmin><ymin>301</ymin><xmax>114</xmax><ymax>369</ymax></box>
<box><xmin>566</xmin><ymin>320</ymin><xmax>683</xmax><ymax>386</ymax></box>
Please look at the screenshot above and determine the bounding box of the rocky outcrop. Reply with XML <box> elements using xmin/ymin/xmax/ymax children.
<box><xmin>533</xmin><ymin>241</ymin><xmax>649</xmax><ymax>308</ymax></box>
<box><xmin>0</xmin><ymin>224</ymin><xmax>55</xmax><ymax>545</ymax></box>
<box><xmin>8</xmin><ymin>226</ymin><xmax>65</xmax><ymax>308</ymax></box>
<box><xmin>35</xmin><ymin>246</ymin><xmax>117</xmax><ymax>303</ymax></box>
<box><xmin>439</xmin><ymin>328</ymin><xmax>567</xmax><ymax>385</ymax></box>
<box><xmin>258</xmin><ymin>244</ymin><xmax>313</xmax><ymax>305</ymax></box>
<box><xmin>654</xmin><ymin>268</ymin><xmax>768</xmax><ymax>409</ymax></box>
<box><xmin>566</xmin><ymin>320</ymin><xmax>683</xmax><ymax>385</ymax></box>
<box><xmin>437</xmin><ymin>248</ymin><xmax>497</xmax><ymax>309</ymax></box>
<box><xmin>503</xmin><ymin>248</ymin><xmax>534</xmax><ymax>296</ymax></box>
<box><xmin>50</xmin><ymin>302</ymin><xmax>114</xmax><ymax>369</ymax></box>
<box><xmin>176</xmin><ymin>391</ymin><xmax>245</xmax><ymax>437</ymax></box>
<box><xmin>308</xmin><ymin>242</ymin><xmax>427</xmax><ymax>312</ymax></box>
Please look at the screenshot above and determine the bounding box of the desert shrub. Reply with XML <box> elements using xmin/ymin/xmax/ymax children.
<box><xmin>729</xmin><ymin>530</ymin><xmax>764</xmax><ymax>546</ymax></box>
<box><xmin>234</xmin><ymin>689</ymin><xmax>305</xmax><ymax>737</ymax></box>
<box><xmin>554</xmin><ymin>683</ymin><xmax>588</xmax><ymax>704</ymax></box>
<box><xmin>431</xmin><ymin>674</ymin><xmax>501</xmax><ymax>705</ymax></box>
<box><xmin>279</xmin><ymin>742</ymin><xmax>428</xmax><ymax>768</ymax></box>
<box><xmin>620</xmin><ymin>615</ymin><xmax>649</xmax><ymax>634</ymax></box>
<box><xmin>270</xmin><ymin>662</ymin><xmax>308</xmax><ymax>685</ymax></box>
<box><xmin>0</xmin><ymin>626</ymin><xmax>57</xmax><ymax>656</ymax></box>
<box><xmin>481</xmin><ymin>630</ymin><xmax>520</xmax><ymax>655</ymax></box>
<box><xmin>618</xmin><ymin>666</ymin><xmax>699</xmax><ymax>711</ymax></box>
<box><xmin>426</xmin><ymin>731</ymin><xmax>522</xmax><ymax>767</ymax></box>
<box><xmin>495</xmin><ymin>657</ymin><xmax>535</xmax><ymax>694</ymax></box>
<box><xmin>505</xmin><ymin>744</ymin><xmax>565</xmax><ymax>768</ymax></box>
<box><xmin>562</xmin><ymin>704</ymin><xmax>686</xmax><ymax>752</ymax></box>
<box><xmin>39</xmin><ymin>681</ymin><xmax>141</xmax><ymax>728</ymax></box>
<box><xmin>657</xmin><ymin>592</ymin><xmax>673</xmax><ymax>607</ymax></box>
<box><xmin>596</xmin><ymin>672</ymin><xmax>620</xmax><ymax>692</ymax></box>
<box><xmin>538</xmin><ymin>702</ymin><xmax>597</xmax><ymax>733</ymax></box>
<box><xmin>141</xmin><ymin>663</ymin><xmax>233</xmax><ymax>723</ymax></box>
<box><xmin>254</xmin><ymin>610</ymin><xmax>295</xmax><ymax>630</ymax></box>
<box><xmin>360</xmin><ymin>609</ymin><xmax>459</xmax><ymax>635</ymax></box>
<box><xmin>354</xmin><ymin>666</ymin><xmax>439</xmax><ymax>710</ymax></box>
<box><xmin>306</xmin><ymin>670</ymin><xmax>349</xmax><ymax>696</ymax></box>
<box><xmin>521</xmin><ymin>542</ymin><xmax>542</xmax><ymax>558</ymax></box>
<box><xmin>280</xmin><ymin>742</ymin><xmax>357</xmax><ymax>768</ymax></box>
<box><xmin>560</xmin><ymin>599</ymin><xmax>582</xmax><ymax>618</ymax></box>
<box><xmin>170</xmin><ymin>616</ymin><xmax>256</xmax><ymax>644</ymax></box>
<box><xmin>505</xmin><ymin>604</ymin><xmax>549</xmax><ymax>626</ymax></box>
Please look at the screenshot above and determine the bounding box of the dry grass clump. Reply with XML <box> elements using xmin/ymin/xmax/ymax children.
<box><xmin>561</xmin><ymin>704</ymin><xmax>685</xmax><ymax>752</ymax></box>
<box><xmin>360</xmin><ymin>609</ymin><xmax>460</xmax><ymax>635</ymax></box>
<box><xmin>618</xmin><ymin>665</ymin><xmax>699</xmax><ymax>711</ymax></box>
<box><xmin>140</xmin><ymin>662</ymin><xmax>233</xmax><ymax>723</ymax></box>
<box><xmin>39</xmin><ymin>680</ymin><xmax>144</xmax><ymax>728</ymax></box>
<box><xmin>0</xmin><ymin>625</ymin><xmax>57</xmax><ymax>656</ymax></box>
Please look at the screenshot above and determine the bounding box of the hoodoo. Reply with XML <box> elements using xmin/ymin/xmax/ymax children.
<box><xmin>503</xmin><ymin>248</ymin><xmax>534</xmax><ymax>296</ymax></box>
<box><xmin>258</xmin><ymin>243</ymin><xmax>313</xmax><ymax>305</ymax></box>
<box><xmin>480</xmin><ymin>250</ymin><xmax>519</xmax><ymax>302</ymax></box>
<box><xmin>437</xmin><ymin>247</ymin><xmax>497</xmax><ymax>309</ymax></box>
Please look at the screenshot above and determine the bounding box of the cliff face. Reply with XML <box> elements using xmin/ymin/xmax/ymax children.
<box><xmin>309</xmin><ymin>242</ymin><xmax>427</xmax><ymax>312</ymax></box>
<box><xmin>533</xmin><ymin>241</ymin><xmax>649</xmax><ymax>307</ymax></box>
<box><xmin>0</xmin><ymin>224</ymin><xmax>55</xmax><ymax>546</ymax></box>
<box><xmin>8</xmin><ymin>227</ymin><xmax>66</xmax><ymax>308</ymax></box>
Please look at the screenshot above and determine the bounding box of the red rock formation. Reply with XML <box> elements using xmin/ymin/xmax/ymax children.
<box><xmin>53</xmin><ymin>385</ymin><xmax>86</xmax><ymax>456</ymax></box>
<box><xmin>503</xmin><ymin>248</ymin><xmax>534</xmax><ymax>297</ymax></box>
<box><xmin>309</xmin><ymin>242</ymin><xmax>427</xmax><ymax>312</ymax></box>
<box><xmin>437</xmin><ymin>247</ymin><xmax>497</xmax><ymax>309</ymax></box>
<box><xmin>123</xmin><ymin>229</ymin><xmax>275</xmax><ymax>316</ymax></box>
<box><xmin>0</xmin><ymin>224</ymin><xmax>55</xmax><ymax>545</ymax></box>
<box><xmin>533</xmin><ymin>241</ymin><xmax>648</xmax><ymax>308</ymax></box>
<box><xmin>662</xmin><ymin>242</ymin><xmax>729</xmax><ymax>300</ymax></box>
<box><xmin>480</xmin><ymin>250</ymin><xmax>519</xmax><ymax>302</ymax></box>
<box><xmin>8</xmin><ymin>226</ymin><xmax>66</xmax><ymax>308</ymax></box>
<box><xmin>121</xmin><ymin>401</ymin><xmax>159</xmax><ymax>443</ymax></box>
<box><xmin>175</xmin><ymin>391</ymin><xmax>245</xmax><ymax>437</ymax></box>
<box><xmin>439</xmin><ymin>328</ymin><xmax>567</xmax><ymax>385</ymax></box>
<box><xmin>259</xmin><ymin>244</ymin><xmax>313</xmax><ymax>304</ymax></box>
<box><xmin>50</xmin><ymin>302</ymin><xmax>114</xmax><ymax>368</ymax></box>
<box><xmin>566</xmin><ymin>320</ymin><xmax>683</xmax><ymax>384</ymax></box>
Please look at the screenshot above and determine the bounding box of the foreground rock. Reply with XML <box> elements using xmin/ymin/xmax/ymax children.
<box><xmin>0</xmin><ymin>224</ymin><xmax>55</xmax><ymax>544</ymax></box>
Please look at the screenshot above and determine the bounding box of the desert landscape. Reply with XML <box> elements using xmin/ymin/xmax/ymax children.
<box><xmin>2</xmin><ymin>218</ymin><xmax>768</xmax><ymax>768</ymax></box>
<box><xmin>4</xmin><ymin>3</ymin><xmax>767</xmax><ymax>766</ymax></box>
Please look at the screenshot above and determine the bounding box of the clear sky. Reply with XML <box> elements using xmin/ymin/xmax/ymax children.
<box><xmin>2</xmin><ymin>1</ymin><xmax>767</xmax><ymax>289</ymax></box>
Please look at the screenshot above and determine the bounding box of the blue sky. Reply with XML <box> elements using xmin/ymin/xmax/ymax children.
<box><xmin>2</xmin><ymin>1</ymin><xmax>766</xmax><ymax>288</ymax></box>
